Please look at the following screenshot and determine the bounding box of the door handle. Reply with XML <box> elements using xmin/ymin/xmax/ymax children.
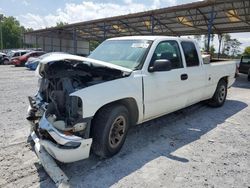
<box><xmin>181</xmin><ymin>74</ymin><xmax>188</xmax><ymax>80</ymax></box>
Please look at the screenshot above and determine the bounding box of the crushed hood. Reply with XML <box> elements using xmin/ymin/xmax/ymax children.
<box><xmin>39</xmin><ymin>53</ymin><xmax>133</xmax><ymax>73</ymax></box>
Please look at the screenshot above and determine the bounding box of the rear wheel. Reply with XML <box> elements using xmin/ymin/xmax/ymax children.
<box><xmin>91</xmin><ymin>104</ymin><xmax>130</xmax><ymax>158</ymax></box>
<box><xmin>207</xmin><ymin>79</ymin><xmax>227</xmax><ymax>107</ymax></box>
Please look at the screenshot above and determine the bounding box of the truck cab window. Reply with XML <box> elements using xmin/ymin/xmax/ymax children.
<box><xmin>181</xmin><ymin>41</ymin><xmax>199</xmax><ymax>67</ymax></box>
<box><xmin>150</xmin><ymin>40</ymin><xmax>183</xmax><ymax>69</ymax></box>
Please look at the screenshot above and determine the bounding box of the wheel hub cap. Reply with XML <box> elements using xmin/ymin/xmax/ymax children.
<box><xmin>109</xmin><ymin>116</ymin><xmax>126</xmax><ymax>149</ymax></box>
<box><xmin>218</xmin><ymin>85</ymin><xmax>226</xmax><ymax>103</ymax></box>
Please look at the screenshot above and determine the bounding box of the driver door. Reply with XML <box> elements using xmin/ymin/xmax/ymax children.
<box><xmin>143</xmin><ymin>40</ymin><xmax>188</xmax><ymax>121</ymax></box>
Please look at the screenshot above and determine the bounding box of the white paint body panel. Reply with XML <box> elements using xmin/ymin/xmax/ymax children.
<box><xmin>71</xmin><ymin>70</ymin><xmax>144</xmax><ymax>122</ymax></box>
<box><xmin>69</xmin><ymin>37</ymin><xmax>236</xmax><ymax>124</ymax></box>
<box><xmin>31</xmin><ymin>36</ymin><xmax>236</xmax><ymax>167</ymax></box>
<box><xmin>40</xmin><ymin>36</ymin><xmax>236</xmax><ymax>125</ymax></box>
<box><xmin>41</xmin><ymin>138</ymin><xmax>92</xmax><ymax>163</ymax></box>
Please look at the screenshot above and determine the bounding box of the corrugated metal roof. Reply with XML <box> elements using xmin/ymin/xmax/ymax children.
<box><xmin>24</xmin><ymin>0</ymin><xmax>250</xmax><ymax>41</ymax></box>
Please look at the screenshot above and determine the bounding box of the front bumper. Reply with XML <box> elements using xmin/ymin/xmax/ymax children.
<box><xmin>35</xmin><ymin>114</ymin><xmax>92</xmax><ymax>163</ymax></box>
<box><xmin>31</xmin><ymin>131</ymin><xmax>70</xmax><ymax>186</ymax></box>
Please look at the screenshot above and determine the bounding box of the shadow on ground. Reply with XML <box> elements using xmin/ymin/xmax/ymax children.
<box><xmin>33</xmin><ymin>99</ymin><xmax>246</xmax><ymax>188</ymax></box>
<box><xmin>232</xmin><ymin>74</ymin><xmax>250</xmax><ymax>89</ymax></box>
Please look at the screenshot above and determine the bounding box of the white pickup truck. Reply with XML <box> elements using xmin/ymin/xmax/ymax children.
<box><xmin>27</xmin><ymin>36</ymin><xmax>236</xmax><ymax>163</ymax></box>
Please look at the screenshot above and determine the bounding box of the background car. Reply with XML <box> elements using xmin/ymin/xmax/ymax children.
<box><xmin>13</xmin><ymin>51</ymin><xmax>46</xmax><ymax>66</ymax></box>
<box><xmin>2</xmin><ymin>50</ymin><xmax>30</xmax><ymax>65</ymax></box>
<box><xmin>239</xmin><ymin>55</ymin><xmax>250</xmax><ymax>81</ymax></box>
<box><xmin>0</xmin><ymin>52</ymin><xmax>7</xmax><ymax>65</ymax></box>
<box><xmin>25</xmin><ymin>52</ymin><xmax>67</xmax><ymax>70</ymax></box>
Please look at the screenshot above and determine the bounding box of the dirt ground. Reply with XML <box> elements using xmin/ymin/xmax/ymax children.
<box><xmin>0</xmin><ymin>65</ymin><xmax>249</xmax><ymax>188</ymax></box>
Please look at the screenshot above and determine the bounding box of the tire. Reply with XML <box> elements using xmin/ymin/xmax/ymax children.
<box><xmin>207</xmin><ymin>79</ymin><xmax>227</xmax><ymax>107</ymax></box>
<box><xmin>3</xmin><ymin>59</ymin><xmax>9</xmax><ymax>65</ymax></box>
<box><xmin>91</xmin><ymin>104</ymin><xmax>130</xmax><ymax>158</ymax></box>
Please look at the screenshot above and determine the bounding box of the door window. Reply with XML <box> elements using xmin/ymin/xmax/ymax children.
<box><xmin>181</xmin><ymin>41</ymin><xmax>200</xmax><ymax>67</ymax></box>
<box><xmin>150</xmin><ymin>40</ymin><xmax>183</xmax><ymax>69</ymax></box>
<box><xmin>13</xmin><ymin>53</ymin><xmax>19</xmax><ymax>57</ymax></box>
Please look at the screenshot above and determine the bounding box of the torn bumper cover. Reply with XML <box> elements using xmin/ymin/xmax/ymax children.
<box><xmin>36</xmin><ymin>114</ymin><xmax>92</xmax><ymax>163</ymax></box>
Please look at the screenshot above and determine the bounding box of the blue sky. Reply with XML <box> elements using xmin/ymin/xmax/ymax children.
<box><xmin>0</xmin><ymin>0</ymin><xmax>249</xmax><ymax>52</ymax></box>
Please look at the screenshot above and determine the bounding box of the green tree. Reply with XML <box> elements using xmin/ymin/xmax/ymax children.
<box><xmin>221</xmin><ymin>34</ymin><xmax>241</xmax><ymax>57</ymax></box>
<box><xmin>222</xmin><ymin>34</ymin><xmax>231</xmax><ymax>55</ymax></box>
<box><xmin>56</xmin><ymin>21</ymin><xmax>68</xmax><ymax>27</ymax></box>
<box><xmin>1</xmin><ymin>16</ymin><xmax>23</xmax><ymax>49</ymax></box>
<box><xmin>210</xmin><ymin>45</ymin><xmax>215</xmax><ymax>57</ymax></box>
<box><xmin>230</xmin><ymin>39</ymin><xmax>241</xmax><ymax>57</ymax></box>
<box><xmin>89</xmin><ymin>40</ymin><xmax>101</xmax><ymax>52</ymax></box>
<box><xmin>0</xmin><ymin>15</ymin><xmax>33</xmax><ymax>49</ymax></box>
<box><xmin>243</xmin><ymin>46</ymin><xmax>250</xmax><ymax>55</ymax></box>
<box><xmin>203</xmin><ymin>34</ymin><xmax>214</xmax><ymax>52</ymax></box>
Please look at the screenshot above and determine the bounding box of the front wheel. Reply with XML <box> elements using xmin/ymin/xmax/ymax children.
<box><xmin>207</xmin><ymin>79</ymin><xmax>227</xmax><ymax>107</ymax></box>
<box><xmin>91</xmin><ymin>104</ymin><xmax>130</xmax><ymax>158</ymax></box>
<box><xmin>3</xmin><ymin>59</ymin><xmax>9</xmax><ymax>65</ymax></box>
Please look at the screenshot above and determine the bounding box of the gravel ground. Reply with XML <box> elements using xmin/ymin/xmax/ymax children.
<box><xmin>0</xmin><ymin>65</ymin><xmax>249</xmax><ymax>188</ymax></box>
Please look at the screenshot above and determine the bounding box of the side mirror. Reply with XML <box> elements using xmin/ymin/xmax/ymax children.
<box><xmin>149</xmin><ymin>59</ymin><xmax>172</xmax><ymax>72</ymax></box>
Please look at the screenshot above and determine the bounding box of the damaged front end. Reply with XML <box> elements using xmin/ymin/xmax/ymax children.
<box><xmin>27</xmin><ymin>54</ymin><xmax>129</xmax><ymax>163</ymax></box>
<box><xmin>27</xmin><ymin>85</ymin><xmax>93</xmax><ymax>163</ymax></box>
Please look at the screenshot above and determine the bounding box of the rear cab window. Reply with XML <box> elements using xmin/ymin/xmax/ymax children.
<box><xmin>181</xmin><ymin>41</ymin><xmax>200</xmax><ymax>67</ymax></box>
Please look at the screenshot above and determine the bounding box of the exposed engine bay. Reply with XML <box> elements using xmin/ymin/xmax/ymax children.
<box><xmin>27</xmin><ymin>59</ymin><xmax>127</xmax><ymax>142</ymax></box>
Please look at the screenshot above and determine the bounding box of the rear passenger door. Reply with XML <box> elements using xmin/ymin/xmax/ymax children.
<box><xmin>180</xmin><ymin>41</ymin><xmax>207</xmax><ymax>106</ymax></box>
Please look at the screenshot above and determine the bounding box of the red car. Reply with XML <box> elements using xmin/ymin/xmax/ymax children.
<box><xmin>13</xmin><ymin>51</ymin><xmax>46</xmax><ymax>66</ymax></box>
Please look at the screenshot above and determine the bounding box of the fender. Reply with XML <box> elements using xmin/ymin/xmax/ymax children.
<box><xmin>70</xmin><ymin>71</ymin><xmax>144</xmax><ymax>122</ymax></box>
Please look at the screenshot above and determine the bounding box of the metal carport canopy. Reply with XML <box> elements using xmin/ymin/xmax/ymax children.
<box><xmin>24</xmin><ymin>0</ymin><xmax>250</xmax><ymax>41</ymax></box>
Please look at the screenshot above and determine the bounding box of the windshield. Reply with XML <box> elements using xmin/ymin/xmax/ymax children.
<box><xmin>89</xmin><ymin>39</ymin><xmax>152</xmax><ymax>70</ymax></box>
<box><xmin>7</xmin><ymin>51</ymin><xmax>14</xmax><ymax>57</ymax></box>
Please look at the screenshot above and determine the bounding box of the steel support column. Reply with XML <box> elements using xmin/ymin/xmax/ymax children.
<box><xmin>23</xmin><ymin>34</ymin><xmax>25</xmax><ymax>48</ymax></box>
<box><xmin>0</xmin><ymin>14</ymin><xmax>3</xmax><ymax>50</ymax></box>
<box><xmin>217</xmin><ymin>34</ymin><xmax>222</xmax><ymax>59</ymax></box>
<box><xmin>35</xmin><ymin>35</ymin><xmax>38</xmax><ymax>48</ymax></box>
<box><xmin>151</xmin><ymin>16</ymin><xmax>155</xmax><ymax>34</ymax></box>
<box><xmin>50</xmin><ymin>36</ymin><xmax>53</xmax><ymax>52</ymax></box>
<box><xmin>207</xmin><ymin>5</ymin><xmax>215</xmax><ymax>52</ymax></box>
<box><xmin>59</xmin><ymin>38</ymin><xmax>62</xmax><ymax>52</ymax></box>
<box><xmin>73</xmin><ymin>28</ymin><xmax>77</xmax><ymax>55</ymax></box>
<box><xmin>42</xmin><ymin>36</ymin><xmax>45</xmax><ymax>51</ymax></box>
<box><xmin>103</xmin><ymin>22</ymin><xmax>107</xmax><ymax>39</ymax></box>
